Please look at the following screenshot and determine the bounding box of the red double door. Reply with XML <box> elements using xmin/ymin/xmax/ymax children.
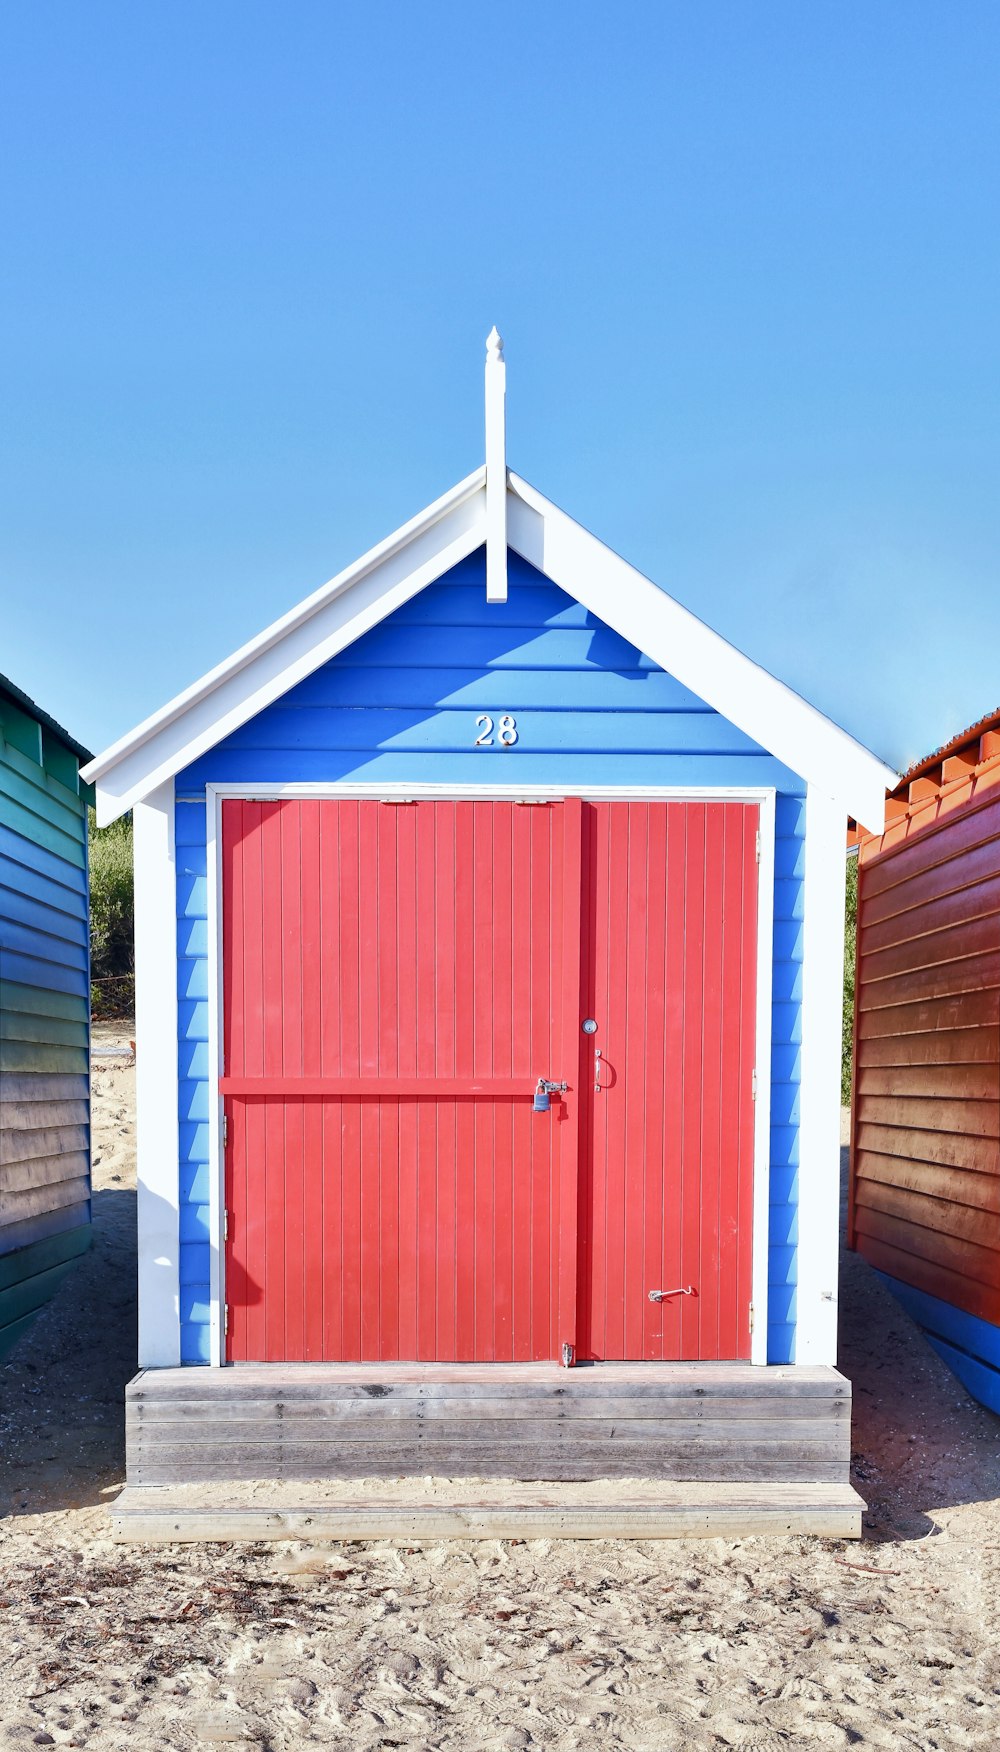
<box><xmin>221</xmin><ymin>797</ymin><xmax>759</xmax><ymax>1364</ymax></box>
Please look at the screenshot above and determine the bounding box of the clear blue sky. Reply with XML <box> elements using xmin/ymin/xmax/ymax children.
<box><xmin>2</xmin><ymin>2</ymin><xmax>999</xmax><ymax>773</ymax></box>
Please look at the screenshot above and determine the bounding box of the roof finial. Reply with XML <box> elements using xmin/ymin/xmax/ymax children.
<box><xmin>484</xmin><ymin>327</ymin><xmax>508</xmax><ymax>603</ymax></box>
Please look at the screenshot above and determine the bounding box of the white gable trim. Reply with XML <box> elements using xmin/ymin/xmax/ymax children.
<box><xmin>84</xmin><ymin>470</ymin><xmax>485</xmax><ymax>824</ymax></box>
<box><xmin>83</xmin><ymin>467</ymin><xmax>895</xmax><ymax>828</ymax></box>
<box><xmin>506</xmin><ymin>475</ymin><xmax>895</xmax><ymax>829</ymax></box>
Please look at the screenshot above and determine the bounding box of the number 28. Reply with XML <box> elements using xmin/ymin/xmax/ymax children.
<box><xmin>475</xmin><ymin>714</ymin><xmax>518</xmax><ymax>747</ymax></box>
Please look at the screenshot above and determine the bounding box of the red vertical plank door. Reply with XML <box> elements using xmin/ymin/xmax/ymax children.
<box><xmin>577</xmin><ymin>800</ymin><xmax>759</xmax><ymax>1361</ymax></box>
<box><xmin>222</xmin><ymin>799</ymin><xmax>579</xmax><ymax>1362</ymax></box>
<box><xmin>222</xmin><ymin>796</ymin><xmax>759</xmax><ymax>1364</ymax></box>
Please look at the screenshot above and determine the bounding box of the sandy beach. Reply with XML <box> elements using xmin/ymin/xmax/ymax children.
<box><xmin>1</xmin><ymin>1035</ymin><xmax>998</xmax><ymax>1749</ymax></box>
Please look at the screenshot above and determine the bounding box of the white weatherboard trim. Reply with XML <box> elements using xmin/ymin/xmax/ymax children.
<box><xmin>134</xmin><ymin>780</ymin><xmax>181</xmax><ymax>1369</ymax></box>
<box><xmin>82</xmin><ymin>477</ymin><xmax>895</xmax><ymax>830</ymax></box>
<box><xmin>204</xmin><ymin>781</ymin><xmax>775</xmax><ymax>1368</ymax></box>
<box><xmin>750</xmin><ymin>789</ymin><xmax>775</xmax><ymax>1366</ymax></box>
<box><xmin>84</xmin><ymin>471</ymin><xmax>486</xmax><ymax>825</ymax></box>
<box><xmin>506</xmin><ymin>477</ymin><xmax>894</xmax><ymax>830</ymax></box>
<box><xmin>208</xmin><ymin>781</ymin><xmax>779</xmax><ymax>802</ymax></box>
<box><xmin>795</xmin><ymin>786</ymin><xmax>847</xmax><ymax>1365</ymax></box>
<box><xmin>484</xmin><ymin>328</ymin><xmax>508</xmax><ymax>602</ymax></box>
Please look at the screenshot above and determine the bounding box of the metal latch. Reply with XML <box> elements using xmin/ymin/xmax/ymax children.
<box><xmin>648</xmin><ymin>1286</ymin><xmax>695</xmax><ymax>1303</ymax></box>
<box><xmin>533</xmin><ymin>1078</ymin><xmax>568</xmax><ymax>1113</ymax></box>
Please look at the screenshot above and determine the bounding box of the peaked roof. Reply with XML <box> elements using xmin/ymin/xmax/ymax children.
<box><xmin>82</xmin><ymin>335</ymin><xmax>896</xmax><ymax>830</ymax></box>
<box><xmin>82</xmin><ymin>468</ymin><xmax>894</xmax><ymax>829</ymax></box>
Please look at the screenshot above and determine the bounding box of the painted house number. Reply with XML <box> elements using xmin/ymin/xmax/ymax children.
<box><xmin>474</xmin><ymin>714</ymin><xmax>518</xmax><ymax>747</ymax></box>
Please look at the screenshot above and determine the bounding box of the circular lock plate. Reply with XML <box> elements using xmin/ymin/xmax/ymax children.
<box><xmin>582</xmin><ymin>1018</ymin><xmax>598</xmax><ymax>1034</ymax></box>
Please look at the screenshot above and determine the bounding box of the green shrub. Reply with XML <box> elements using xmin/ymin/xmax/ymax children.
<box><xmin>89</xmin><ymin>809</ymin><xmax>134</xmax><ymax>1017</ymax></box>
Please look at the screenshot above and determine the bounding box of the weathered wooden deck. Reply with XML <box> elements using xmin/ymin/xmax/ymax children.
<box><xmin>123</xmin><ymin>1361</ymin><xmax>858</xmax><ymax>1531</ymax></box>
<box><xmin>119</xmin><ymin>1363</ymin><xmax>862</xmax><ymax>1540</ymax></box>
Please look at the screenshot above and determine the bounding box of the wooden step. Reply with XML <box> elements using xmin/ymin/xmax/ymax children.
<box><xmin>125</xmin><ymin>1362</ymin><xmax>854</xmax><ymax>1488</ymax></box>
<box><xmin>126</xmin><ymin>1361</ymin><xmax>848</xmax><ymax>1396</ymax></box>
<box><xmin>111</xmin><ymin>1480</ymin><xmax>865</xmax><ymax>1543</ymax></box>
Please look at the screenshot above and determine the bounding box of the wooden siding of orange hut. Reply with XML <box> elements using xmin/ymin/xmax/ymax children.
<box><xmin>849</xmin><ymin>714</ymin><xmax>1000</xmax><ymax>1412</ymax></box>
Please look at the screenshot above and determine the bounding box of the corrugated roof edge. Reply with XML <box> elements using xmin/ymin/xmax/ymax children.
<box><xmin>0</xmin><ymin>671</ymin><xmax>93</xmax><ymax>766</ymax></box>
<box><xmin>894</xmin><ymin>706</ymin><xmax>1000</xmax><ymax>795</ymax></box>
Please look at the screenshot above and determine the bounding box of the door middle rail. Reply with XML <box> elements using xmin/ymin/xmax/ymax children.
<box><xmin>219</xmin><ymin>1076</ymin><xmax>551</xmax><ymax>1098</ymax></box>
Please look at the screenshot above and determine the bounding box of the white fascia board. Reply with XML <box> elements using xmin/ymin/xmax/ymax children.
<box><xmin>507</xmin><ymin>474</ymin><xmax>897</xmax><ymax>829</ymax></box>
<box><xmin>84</xmin><ymin>469</ymin><xmax>486</xmax><ymax>824</ymax></box>
<box><xmin>84</xmin><ymin>454</ymin><xmax>895</xmax><ymax>829</ymax></box>
<box><xmin>133</xmin><ymin>781</ymin><xmax>181</xmax><ymax>1368</ymax></box>
<box><xmin>795</xmin><ymin>786</ymin><xmax>848</xmax><ymax>1366</ymax></box>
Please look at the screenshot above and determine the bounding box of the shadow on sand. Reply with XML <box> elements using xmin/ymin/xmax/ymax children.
<box><xmin>0</xmin><ymin>1185</ymin><xmax>137</xmax><ymax>1517</ymax></box>
<box><xmin>837</xmin><ymin>1140</ymin><xmax>1000</xmax><ymax>1541</ymax></box>
<box><xmin>3</xmin><ymin>1143</ymin><xmax>999</xmax><ymax>1536</ymax></box>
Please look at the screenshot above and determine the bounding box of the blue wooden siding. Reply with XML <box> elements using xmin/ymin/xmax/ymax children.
<box><xmin>768</xmin><ymin>794</ymin><xmax>804</xmax><ymax>1364</ymax></box>
<box><xmin>175</xmin><ymin>548</ymin><xmax>805</xmax><ymax>1363</ymax></box>
<box><xmin>0</xmin><ymin>711</ymin><xmax>91</xmax><ymax>1354</ymax></box>
<box><xmin>875</xmin><ymin>1272</ymin><xmax>1000</xmax><ymax>1416</ymax></box>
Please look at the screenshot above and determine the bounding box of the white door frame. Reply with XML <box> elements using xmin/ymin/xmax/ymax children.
<box><xmin>204</xmin><ymin>781</ymin><xmax>776</xmax><ymax>1367</ymax></box>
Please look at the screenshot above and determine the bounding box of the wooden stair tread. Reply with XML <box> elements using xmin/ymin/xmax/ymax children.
<box><xmin>111</xmin><ymin>1479</ymin><xmax>865</xmax><ymax>1543</ymax></box>
<box><xmin>127</xmin><ymin>1362</ymin><xmax>850</xmax><ymax>1402</ymax></box>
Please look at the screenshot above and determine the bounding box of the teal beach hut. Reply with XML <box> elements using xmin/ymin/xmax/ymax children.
<box><xmin>1</xmin><ymin>675</ymin><xmax>93</xmax><ymax>1356</ymax></box>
